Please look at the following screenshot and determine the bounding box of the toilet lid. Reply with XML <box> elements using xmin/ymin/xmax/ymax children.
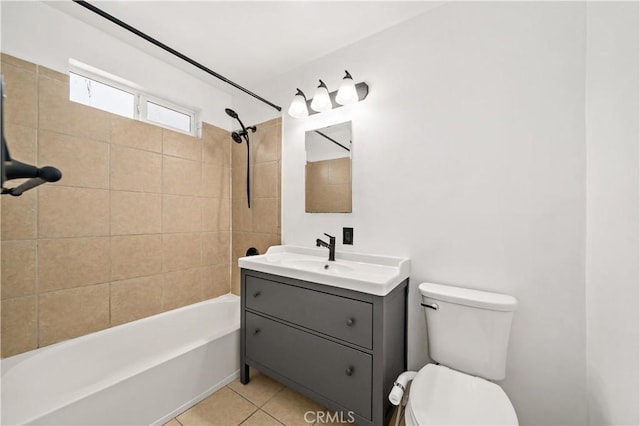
<box><xmin>408</xmin><ymin>364</ymin><xmax>518</xmax><ymax>425</ymax></box>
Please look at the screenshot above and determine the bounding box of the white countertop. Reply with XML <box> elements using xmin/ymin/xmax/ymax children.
<box><xmin>238</xmin><ymin>245</ymin><xmax>410</xmax><ymax>296</ymax></box>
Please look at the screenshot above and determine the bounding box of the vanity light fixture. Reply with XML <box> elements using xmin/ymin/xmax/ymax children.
<box><xmin>335</xmin><ymin>70</ymin><xmax>358</xmax><ymax>106</ymax></box>
<box><xmin>310</xmin><ymin>80</ymin><xmax>332</xmax><ymax>113</ymax></box>
<box><xmin>287</xmin><ymin>89</ymin><xmax>309</xmax><ymax>118</ymax></box>
<box><xmin>287</xmin><ymin>70</ymin><xmax>369</xmax><ymax>118</ymax></box>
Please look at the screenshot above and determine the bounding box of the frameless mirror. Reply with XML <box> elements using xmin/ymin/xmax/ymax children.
<box><xmin>305</xmin><ymin>121</ymin><xmax>352</xmax><ymax>213</ymax></box>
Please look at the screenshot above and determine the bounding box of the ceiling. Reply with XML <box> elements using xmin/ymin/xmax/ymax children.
<box><xmin>47</xmin><ymin>1</ymin><xmax>443</xmax><ymax>95</ymax></box>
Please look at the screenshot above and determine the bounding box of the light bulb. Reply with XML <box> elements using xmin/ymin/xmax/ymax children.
<box><xmin>335</xmin><ymin>70</ymin><xmax>358</xmax><ymax>105</ymax></box>
<box><xmin>310</xmin><ymin>80</ymin><xmax>332</xmax><ymax>112</ymax></box>
<box><xmin>287</xmin><ymin>89</ymin><xmax>309</xmax><ymax>118</ymax></box>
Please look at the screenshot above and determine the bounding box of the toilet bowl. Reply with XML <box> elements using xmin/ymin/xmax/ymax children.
<box><xmin>405</xmin><ymin>364</ymin><xmax>517</xmax><ymax>425</ymax></box>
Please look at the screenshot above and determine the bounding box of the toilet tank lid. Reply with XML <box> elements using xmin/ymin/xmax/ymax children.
<box><xmin>419</xmin><ymin>282</ymin><xmax>518</xmax><ymax>312</ymax></box>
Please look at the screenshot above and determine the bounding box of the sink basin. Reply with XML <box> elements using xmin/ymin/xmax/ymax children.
<box><xmin>238</xmin><ymin>245</ymin><xmax>410</xmax><ymax>296</ymax></box>
<box><xmin>280</xmin><ymin>258</ymin><xmax>356</xmax><ymax>274</ymax></box>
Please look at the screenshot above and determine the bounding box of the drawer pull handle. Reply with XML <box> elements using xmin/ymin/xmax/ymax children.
<box><xmin>345</xmin><ymin>366</ymin><xmax>354</xmax><ymax>376</ymax></box>
<box><xmin>253</xmin><ymin>291</ymin><xmax>261</xmax><ymax>298</ymax></box>
<box><xmin>346</xmin><ymin>317</ymin><xmax>355</xmax><ymax>326</ymax></box>
<box><xmin>253</xmin><ymin>328</ymin><xmax>261</xmax><ymax>335</ymax></box>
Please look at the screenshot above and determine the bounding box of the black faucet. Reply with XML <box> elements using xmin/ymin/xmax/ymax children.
<box><xmin>316</xmin><ymin>233</ymin><xmax>336</xmax><ymax>261</ymax></box>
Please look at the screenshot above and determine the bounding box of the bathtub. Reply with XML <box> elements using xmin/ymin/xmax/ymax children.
<box><xmin>1</xmin><ymin>293</ymin><xmax>240</xmax><ymax>425</ymax></box>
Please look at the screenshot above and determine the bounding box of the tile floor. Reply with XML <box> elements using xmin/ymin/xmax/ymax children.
<box><xmin>163</xmin><ymin>369</ymin><xmax>405</xmax><ymax>426</ymax></box>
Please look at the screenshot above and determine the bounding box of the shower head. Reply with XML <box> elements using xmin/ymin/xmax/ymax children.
<box><xmin>225</xmin><ymin>108</ymin><xmax>238</xmax><ymax>119</ymax></box>
<box><xmin>225</xmin><ymin>107</ymin><xmax>247</xmax><ymax>135</ymax></box>
<box><xmin>231</xmin><ymin>131</ymin><xmax>244</xmax><ymax>144</ymax></box>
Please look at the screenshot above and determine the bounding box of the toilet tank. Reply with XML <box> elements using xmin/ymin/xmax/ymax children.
<box><xmin>419</xmin><ymin>282</ymin><xmax>518</xmax><ymax>381</ymax></box>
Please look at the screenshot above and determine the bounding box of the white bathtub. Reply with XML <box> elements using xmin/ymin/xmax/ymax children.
<box><xmin>1</xmin><ymin>294</ymin><xmax>240</xmax><ymax>425</ymax></box>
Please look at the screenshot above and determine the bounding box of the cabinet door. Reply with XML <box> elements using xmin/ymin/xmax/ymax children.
<box><xmin>246</xmin><ymin>275</ymin><xmax>373</xmax><ymax>349</ymax></box>
<box><xmin>245</xmin><ymin>312</ymin><xmax>372</xmax><ymax>420</ymax></box>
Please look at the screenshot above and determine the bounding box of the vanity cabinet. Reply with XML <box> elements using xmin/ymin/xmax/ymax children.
<box><xmin>240</xmin><ymin>269</ymin><xmax>407</xmax><ymax>426</ymax></box>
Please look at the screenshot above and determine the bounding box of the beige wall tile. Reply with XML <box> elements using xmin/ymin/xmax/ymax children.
<box><xmin>2</xmin><ymin>53</ymin><xmax>37</xmax><ymax>71</ymax></box>
<box><xmin>254</xmin><ymin>162</ymin><xmax>279</xmax><ymax>198</ymax></box>
<box><xmin>111</xmin><ymin>235</ymin><xmax>162</xmax><ymax>281</ymax></box>
<box><xmin>37</xmin><ymin>66</ymin><xmax>67</xmax><ymax>82</ymax></box>
<box><xmin>110</xmin><ymin>191</ymin><xmax>161</xmax><ymax>235</ymax></box>
<box><xmin>231</xmin><ymin>137</ymin><xmax>247</xmax><ymax>170</ymax></box>
<box><xmin>2</xmin><ymin>61</ymin><xmax>37</xmax><ymax>128</ymax></box>
<box><xmin>253</xmin><ymin>119</ymin><xmax>281</xmax><ymax>164</ymax></box>
<box><xmin>232</xmin><ymin>200</ymin><xmax>253</xmax><ymax>233</ymax></box>
<box><xmin>162</xmin><ymin>268</ymin><xmax>202</xmax><ymax>311</ymax></box>
<box><xmin>163</xmin><ymin>129</ymin><xmax>201</xmax><ymax>161</ymax></box>
<box><xmin>1</xmin><ymin>296</ymin><xmax>37</xmax><ymax>357</ymax></box>
<box><xmin>202</xmin><ymin>123</ymin><xmax>231</xmax><ymax>168</ymax></box>
<box><xmin>39</xmin><ymin>186</ymin><xmax>109</xmax><ymax>238</ymax></box>
<box><xmin>162</xmin><ymin>195</ymin><xmax>202</xmax><ymax>233</ymax></box>
<box><xmin>232</xmin><ymin>232</ymin><xmax>278</xmax><ymax>260</ymax></box>
<box><xmin>232</xmin><ymin>232</ymin><xmax>249</xmax><ymax>261</ymax></box>
<box><xmin>110</xmin><ymin>275</ymin><xmax>163</xmax><ymax>326</ymax></box>
<box><xmin>252</xmin><ymin>198</ymin><xmax>280</xmax><ymax>234</ymax></box>
<box><xmin>163</xmin><ymin>233</ymin><xmax>202</xmax><ymax>272</ymax></box>
<box><xmin>202</xmin><ymin>197</ymin><xmax>230</xmax><ymax>232</ymax></box>
<box><xmin>38</xmin><ymin>130</ymin><xmax>109</xmax><ymax>189</ymax></box>
<box><xmin>162</xmin><ymin>156</ymin><xmax>202</xmax><ymax>196</ymax></box>
<box><xmin>1</xmin><ymin>189</ymin><xmax>36</xmax><ymax>240</ymax></box>
<box><xmin>5</xmin><ymin>123</ymin><xmax>36</xmax><ymax>164</ymax></box>
<box><xmin>248</xmin><ymin>233</ymin><xmax>281</xmax><ymax>257</ymax></box>
<box><xmin>231</xmin><ymin>262</ymin><xmax>241</xmax><ymax>295</ymax></box>
<box><xmin>202</xmin><ymin>165</ymin><xmax>230</xmax><ymax>198</ymax></box>
<box><xmin>38</xmin><ymin>237</ymin><xmax>110</xmax><ymax>293</ymax></box>
<box><xmin>232</xmin><ymin>161</ymin><xmax>249</xmax><ymax>201</ymax></box>
<box><xmin>201</xmin><ymin>264</ymin><xmax>230</xmax><ymax>299</ymax></box>
<box><xmin>110</xmin><ymin>115</ymin><xmax>162</xmax><ymax>153</ymax></box>
<box><xmin>202</xmin><ymin>232</ymin><xmax>231</xmax><ymax>266</ymax></box>
<box><xmin>1</xmin><ymin>240</ymin><xmax>36</xmax><ymax>299</ymax></box>
<box><xmin>110</xmin><ymin>145</ymin><xmax>162</xmax><ymax>193</ymax></box>
<box><xmin>39</xmin><ymin>284</ymin><xmax>110</xmax><ymax>347</ymax></box>
<box><xmin>38</xmin><ymin>74</ymin><xmax>111</xmax><ymax>141</ymax></box>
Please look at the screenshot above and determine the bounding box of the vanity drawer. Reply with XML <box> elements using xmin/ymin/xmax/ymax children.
<box><xmin>245</xmin><ymin>275</ymin><xmax>373</xmax><ymax>349</ymax></box>
<box><xmin>245</xmin><ymin>312</ymin><xmax>372</xmax><ymax>420</ymax></box>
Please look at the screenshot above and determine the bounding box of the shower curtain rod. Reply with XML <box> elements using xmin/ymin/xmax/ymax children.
<box><xmin>72</xmin><ymin>0</ymin><xmax>282</xmax><ymax>112</ymax></box>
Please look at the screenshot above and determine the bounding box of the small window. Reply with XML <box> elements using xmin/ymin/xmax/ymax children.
<box><xmin>69</xmin><ymin>69</ymin><xmax>199</xmax><ymax>136</ymax></box>
<box><xmin>145</xmin><ymin>101</ymin><xmax>192</xmax><ymax>134</ymax></box>
<box><xmin>69</xmin><ymin>72</ymin><xmax>135</xmax><ymax>119</ymax></box>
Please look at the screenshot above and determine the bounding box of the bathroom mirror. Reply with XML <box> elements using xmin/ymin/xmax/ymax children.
<box><xmin>305</xmin><ymin>121</ymin><xmax>352</xmax><ymax>213</ymax></box>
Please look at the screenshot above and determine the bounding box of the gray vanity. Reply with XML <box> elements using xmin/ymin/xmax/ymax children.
<box><xmin>239</xmin><ymin>246</ymin><xmax>410</xmax><ymax>426</ymax></box>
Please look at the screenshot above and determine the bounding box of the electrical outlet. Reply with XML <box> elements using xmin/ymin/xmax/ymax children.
<box><xmin>343</xmin><ymin>227</ymin><xmax>354</xmax><ymax>245</ymax></box>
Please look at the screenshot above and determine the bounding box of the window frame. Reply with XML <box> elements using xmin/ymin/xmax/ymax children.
<box><xmin>139</xmin><ymin>94</ymin><xmax>196</xmax><ymax>135</ymax></box>
<box><xmin>68</xmin><ymin>67</ymin><xmax>200</xmax><ymax>137</ymax></box>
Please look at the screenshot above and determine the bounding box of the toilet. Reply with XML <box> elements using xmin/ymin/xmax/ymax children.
<box><xmin>404</xmin><ymin>282</ymin><xmax>519</xmax><ymax>425</ymax></box>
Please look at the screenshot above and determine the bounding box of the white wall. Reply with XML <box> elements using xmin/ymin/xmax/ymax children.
<box><xmin>0</xmin><ymin>1</ymin><xmax>233</xmax><ymax>130</ymax></box>
<box><xmin>236</xmin><ymin>2</ymin><xmax>589</xmax><ymax>424</ymax></box>
<box><xmin>585</xmin><ymin>3</ymin><xmax>640</xmax><ymax>425</ymax></box>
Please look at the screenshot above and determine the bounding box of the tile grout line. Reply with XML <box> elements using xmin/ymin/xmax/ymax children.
<box><xmin>222</xmin><ymin>385</ymin><xmax>261</xmax><ymax>425</ymax></box>
<box><xmin>34</xmin><ymin>63</ymin><xmax>41</xmax><ymax>350</ymax></box>
<box><xmin>107</xmin><ymin>117</ymin><xmax>112</xmax><ymax>328</ymax></box>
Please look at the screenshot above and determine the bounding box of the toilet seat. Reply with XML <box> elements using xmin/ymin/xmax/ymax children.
<box><xmin>406</xmin><ymin>364</ymin><xmax>518</xmax><ymax>426</ymax></box>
